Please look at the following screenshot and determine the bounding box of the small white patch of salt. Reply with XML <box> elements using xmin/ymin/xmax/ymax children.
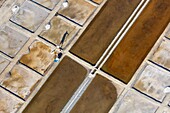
<box><xmin>164</xmin><ymin>87</ymin><xmax>170</xmax><ymax>94</ymax></box>
<box><xmin>12</xmin><ymin>5</ymin><xmax>20</xmax><ymax>14</ymax></box>
<box><xmin>89</xmin><ymin>73</ymin><xmax>95</xmax><ymax>78</ymax></box>
<box><xmin>45</xmin><ymin>23</ymin><xmax>51</xmax><ymax>30</ymax></box>
<box><xmin>62</xmin><ymin>1</ymin><xmax>69</xmax><ymax>8</ymax></box>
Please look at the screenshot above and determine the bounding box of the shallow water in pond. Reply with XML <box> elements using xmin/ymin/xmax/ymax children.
<box><xmin>102</xmin><ymin>0</ymin><xmax>170</xmax><ymax>83</ymax></box>
<box><xmin>70</xmin><ymin>0</ymin><xmax>141</xmax><ymax>65</ymax></box>
<box><xmin>23</xmin><ymin>56</ymin><xmax>87</xmax><ymax>113</ymax></box>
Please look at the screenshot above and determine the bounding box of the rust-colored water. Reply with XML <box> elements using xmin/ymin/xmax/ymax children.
<box><xmin>70</xmin><ymin>0</ymin><xmax>140</xmax><ymax>65</ymax></box>
<box><xmin>71</xmin><ymin>74</ymin><xmax>117</xmax><ymax>113</ymax></box>
<box><xmin>102</xmin><ymin>0</ymin><xmax>170</xmax><ymax>83</ymax></box>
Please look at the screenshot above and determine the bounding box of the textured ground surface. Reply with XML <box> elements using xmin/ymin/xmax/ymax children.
<box><xmin>1</xmin><ymin>64</ymin><xmax>42</xmax><ymax>99</ymax></box>
<box><xmin>0</xmin><ymin>25</ymin><xmax>29</xmax><ymax>57</ymax></box>
<box><xmin>116</xmin><ymin>90</ymin><xmax>158</xmax><ymax>113</ymax></box>
<box><xmin>0</xmin><ymin>88</ymin><xmax>23</xmax><ymax>113</ymax></box>
<box><xmin>40</xmin><ymin>16</ymin><xmax>78</xmax><ymax>48</ymax></box>
<box><xmin>10</xmin><ymin>1</ymin><xmax>49</xmax><ymax>32</ymax></box>
<box><xmin>0</xmin><ymin>56</ymin><xmax>9</xmax><ymax>74</ymax></box>
<box><xmin>32</xmin><ymin>0</ymin><xmax>60</xmax><ymax>10</ymax></box>
<box><xmin>151</xmin><ymin>39</ymin><xmax>170</xmax><ymax>71</ymax></box>
<box><xmin>20</xmin><ymin>41</ymin><xmax>55</xmax><ymax>75</ymax></box>
<box><xmin>0</xmin><ymin>0</ymin><xmax>6</xmax><ymax>7</ymax></box>
<box><xmin>58</xmin><ymin>0</ymin><xmax>96</xmax><ymax>25</ymax></box>
<box><xmin>134</xmin><ymin>65</ymin><xmax>170</xmax><ymax>102</ymax></box>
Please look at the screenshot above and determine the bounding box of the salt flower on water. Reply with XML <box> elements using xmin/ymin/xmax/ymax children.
<box><xmin>62</xmin><ymin>1</ymin><xmax>69</xmax><ymax>8</ymax></box>
<box><xmin>164</xmin><ymin>86</ymin><xmax>170</xmax><ymax>94</ymax></box>
<box><xmin>12</xmin><ymin>5</ymin><xmax>20</xmax><ymax>14</ymax></box>
<box><xmin>45</xmin><ymin>23</ymin><xmax>51</xmax><ymax>30</ymax></box>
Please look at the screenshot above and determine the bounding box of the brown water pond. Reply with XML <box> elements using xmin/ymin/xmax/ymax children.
<box><xmin>102</xmin><ymin>0</ymin><xmax>170</xmax><ymax>83</ymax></box>
<box><xmin>70</xmin><ymin>0</ymin><xmax>141</xmax><ymax>65</ymax></box>
<box><xmin>23</xmin><ymin>56</ymin><xmax>88</xmax><ymax>113</ymax></box>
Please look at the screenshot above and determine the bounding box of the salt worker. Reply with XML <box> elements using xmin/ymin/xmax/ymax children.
<box><xmin>53</xmin><ymin>31</ymin><xmax>68</xmax><ymax>62</ymax></box>
<box><xmin>54</xmin><ymin>49</ymin><xmax>63</xmax><ymax>62</ymax></box>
